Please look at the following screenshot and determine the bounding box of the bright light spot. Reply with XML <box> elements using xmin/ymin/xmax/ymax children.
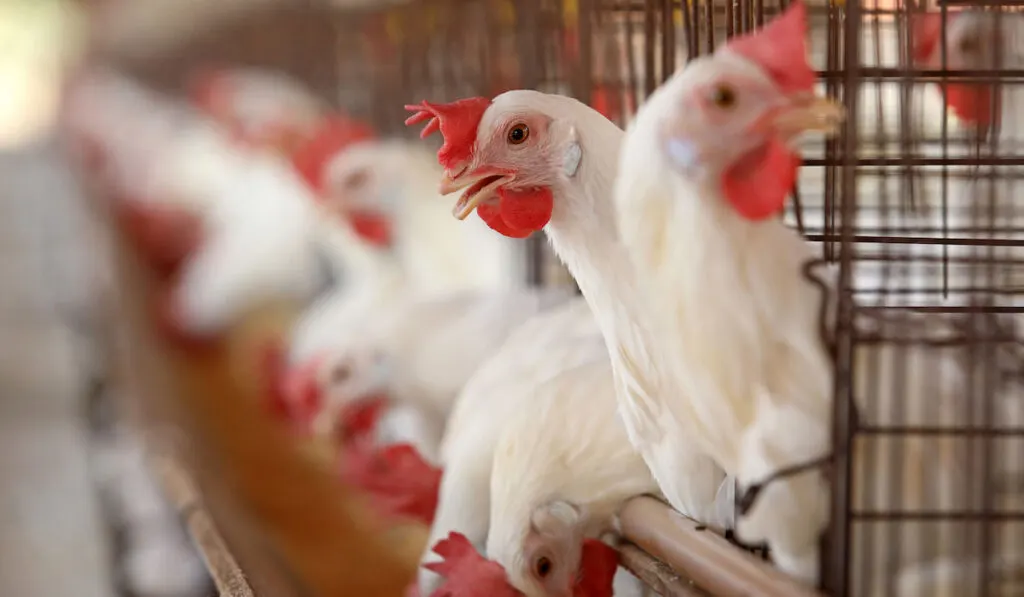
<box><xmin>0</xmin><ymin>0</ymin><xmax>85</xmax><ymax>150</ymax></box>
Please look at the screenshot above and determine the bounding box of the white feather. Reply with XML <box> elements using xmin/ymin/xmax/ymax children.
<box><xmin>474</xmin><ymin>90</ymin><xmax>729</xmax><ymax>527</ymax></box>
<box><xmin>614</xmin><ymin>49</ymin><xmax>1024</xmax><ymax>584</ymax></box>
<box><xmin>486</xmin><ymin>358</ymin><xmax>661</xmax><ymax>597</ymax></box>
<box><xmin>419</xmin><ymin>299</ymin><xmax>606</xmax><ymax>594</ymax></box>
<box><xmin>60</xmin><ymin>67</ymin><xmax>340</xmax><ymax>333</ymax></box>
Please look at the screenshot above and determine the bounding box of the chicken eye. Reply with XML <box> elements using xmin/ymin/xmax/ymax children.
<box><xmin>957</xmin><ymin>35</ymin><xmax>979</xmax><ymax>55</ymax></box>
<box><xmin>342</xmin><ymin>169</ymin><xmax>370</xmax><ymax>190</ymax></box>
<box><xmin>330</xmin><ymin>364</ymin><xmax>351</xmax><ymax>385</ymax></box>
<box><xmin>507</xmin><ymin>123</ymin><xmax>530</xmax><ymax>145</ymax></box>
<box><xmin>534</xmin><ymin>556</ymin><xmax>553</xmax><ymax>578</ymax></box>
<box><xmin>711</xmin><ymin>84</ymin><xmax>737</xmax><ymax>109</ymax></box>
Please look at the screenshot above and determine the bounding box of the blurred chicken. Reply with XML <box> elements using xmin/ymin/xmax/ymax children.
<box><xmin>99</xmin><ymin>196</ymin><xmax>426</xmax><ymax>597</ymax></box>
<box><xmin>613</xmin><ymin>2</ymin><xmax>1020</xmax><ymax>587</ymax></box>
<box><xmin>59</xmin><ymin>66</ymin><xmax>346</xmax><ymax>335</ymax></box>
<box><xmin>910</xmin><ymin>8</ymin><xmax>1024</xmax><ymax>306</ymax></box>
<box><xmin>187</xmin><ymin>65</ymin><xmax>329</xmax><ymax>154</ymax></box>
<box><xmin>283</xmin><ymin>286</ymin><xmax>575</xmax><ymax>462</ymax></box>
<box><xmin>285</xmin><ymin>130</ymin><xmax>528</xmax><ymax>365</ymax></box>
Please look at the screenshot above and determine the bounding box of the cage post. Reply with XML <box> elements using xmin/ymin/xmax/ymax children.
<box><xmin>512</xmin><ymin>0</ymin><xmax>549</xmax><ymax>287</ymax></box>
<box><xmin>822</xmin><ymin>0</ymin><xmax>861</xmax><ymax>593</ymax></box>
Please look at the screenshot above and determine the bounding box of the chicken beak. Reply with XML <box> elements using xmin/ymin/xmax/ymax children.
<box><xmin>438</xmin><ymin>172</ymin><xmax>465</xmax><ymax>196</ymax></box>
<box><xmin>767</xmin><ymin>93</ymin><xmax>846</xmax><ymax>141</ymax></box>
<box><xmin>439</xmin><ymin>167</ymin><xmax>514</xmax><ymax>220</ymax></box>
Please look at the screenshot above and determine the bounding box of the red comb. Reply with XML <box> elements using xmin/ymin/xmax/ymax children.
<box><xmin>911</xmin><ymin>11</ymin><xmax>948</xmax><ymax>64</ymax></box>
<box><xmin>404</xmin><ymin>98</ymin><xmax>492</xmax><ymax>171</ymax></box>
<box><xmin>340</xmin><ymin>441</ymin><xmax>442</xmax><ymax>525</ymax></box>
<box><xmin>424</xmin><ymin>533</ymin><xmax>522</xmax><ymax>597</ymax></box>
<box><xmin>726</xmin><ymin>1</ymin><xmax>815</xmax><ymax>95</ymax></box>
<box><xmin>291</xmin><ymin>115</ymin><xmax>376</xmax><ymax>194</ymax></box>
<box><xmin>573</xmin><ymin>540</ymin><xmax>620</xmax><ymax>597</ymax></box>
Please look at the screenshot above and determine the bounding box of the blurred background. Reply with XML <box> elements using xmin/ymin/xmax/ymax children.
<box><xmin>0</xmin><ymin>1</ymin><xmax>111</xmax><ymax>596</ymax></box>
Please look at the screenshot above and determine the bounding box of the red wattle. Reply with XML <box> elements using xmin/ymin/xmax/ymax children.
<box><xmin>573</xmin><ymin>540</ymin><xmax>620</xmax><ymax>597</ymax></box>
<box><xmin>348</xmin><ymin>210</ymin><xmax>394</xmax><ymax>248</ymax></box>
<box><xmin>478</xmin><ymin>201</ymin><xmax>534</xmax><ymax>238</ymax></box>
<box><xmin>337</xmin><ymin>394</ymin><xmax>389</xmax><ymax>441</ymax></box>
<box><xmin>943</xmin><ymin>83</ymin><xmax>994</xmax><ymax>131</ymax></box>
<box><xmin>497</xmin><ymin>187</ymin><xmax>553</xmax><ymax>231</ymax></box>
<box><xmin>721</xmin><ymin>139</ymin><xmax>800</xmax><ymax>221</ymax></box>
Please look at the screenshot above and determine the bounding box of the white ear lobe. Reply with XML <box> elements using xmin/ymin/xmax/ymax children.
<box><xmin>562</xmin><ymin>126</ymin><xmax>582</xmax><ymax>178</ymax></box>
<box><xmin>531</xmin><ymin>500</ymin><xmax>582</xmax><ymax>534</ymax></box>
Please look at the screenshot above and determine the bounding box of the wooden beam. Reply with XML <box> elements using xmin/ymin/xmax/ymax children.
<box><xmin>618</xmin><ymin>542</ymin><xmax>711</xmax><ymax>597</ymax></box>
<box><xmin>619</xmin><ymin>497</ymin><xmax>825</xmax><ymax>597</ymax></box>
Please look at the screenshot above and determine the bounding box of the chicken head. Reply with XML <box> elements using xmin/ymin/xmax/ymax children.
<box><xmin>508</xmin><ymin>501</ymin><xmax>591</xmax><ymax>597</ymax></box>
<box><xmin>405</xmin><ymin>92</ymin><xmax>589</xmax><ymax>238</ymax></box>
<box><xmin>289</xmin><ymin>117</ymin><xmax>393</xmax><ymax>247</ymax></box>
<box><xmin>424</xmin><ymin>530</ymin><xmax>618</xmax><ymax>597</ymax></box>
<box><xmin>187</xmin><ymin>65</ymin><xmax>328</xmax><ymax>155</ymax></box>
<box><xmin>625</xmin><ymin>1</ymin><xmax>843</xmax><ymax>221</ymax></box>
<box><xmin>912</xmin><ymin>8</ymin><xmax>1010</xmax><ymax>131</ymax></box>
<box><xmin>281</xmin><ymin>348</ymin><xmax>391</xmax><ymax>439</ymax></box>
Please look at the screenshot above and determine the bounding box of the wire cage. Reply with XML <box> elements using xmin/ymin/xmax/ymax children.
<box><xmin>76</xmin><ymin>0</ymin><xmax>1024</xmax><ymax>595</ymax></box>
<box><xmin>821</xmin><ymin>1</ymin><xmax>1024</xmax><ymax>596</ymax></box>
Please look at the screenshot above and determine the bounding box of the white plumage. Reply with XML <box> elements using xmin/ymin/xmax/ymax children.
<box><xmin>420</xmin><ymin>299</ymin><xmax>607</xmax><ymax>593</ymax></box>
<box><xmin>188</xmin><ymin>65</ymin><xmax>328</xmax><ymax>145</ymax></box>
<box><xmin>612</xmin><ymin>11</ymin><xmax>1021</xmax><ymax>585</ymax></box>
<box><xmin>486</xmin><ymin>357</ymin><xmax>660</xmax><ymax>597</ymax></box>
<box><xmin>460</xmin><ymin>90</ymin><xmax>730</xmax><ymax>525</ymax></box>
<box><xmin>288</xmin><ymin>139</ymin><xmax>525</xmax><ymax>363</ymax></box>
<box><xmin>60</xmin><ymin>67</ymin><xmax>344</xmax><ymax>333</ymax></box>
<box><xmin>419</xmin><ymin>298</ymin><xmax>667</xmax><ymax>597</ymax></box>
<box><xmin>292</xmin><ymin>286</ymin><xmax>576</xmax><ymax>462</ymax></box>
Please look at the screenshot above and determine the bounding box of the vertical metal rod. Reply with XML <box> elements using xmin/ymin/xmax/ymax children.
<box><xmin>704</xmin><ymin>0</ymin><xmax>714</xmax><ymax>55</ymax></box>
<box><xmin>680</xmin><ymin>0</ymin><xmax>696</xmax><ymax>60</ymax></box>
<box><xmin>824</xmin><ymin>0</ymin><xmax>861</xmax><ymax>594</ymax></box>
<box><xmin>580</xmin><ymin>0</ymin><xmax>595</xmax><ymax>99</ymax></box>
<box><xmin>643</xmin><ymin>0</ymin><xmax>657</xmax><ymax>96</ymax></box>
<box><xmin>661</xmin><ymin>0</ymin><xmax>675</xmax><ymax>78</ymax></box>
<box><xmin>514</xmin><ymin>0</ymin><xmax>547</xmax><ymax>287</ymax></box>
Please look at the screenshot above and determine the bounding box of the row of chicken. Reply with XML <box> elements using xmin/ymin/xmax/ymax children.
<box><xmin>59</xmin><ymin>3</ymin><xmax>1023</xmax><ymax>597</ymax></box>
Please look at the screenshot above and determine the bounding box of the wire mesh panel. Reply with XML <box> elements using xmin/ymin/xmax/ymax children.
<box><xmin>823</xmin><ymin>1</ymin><xmax>1024</xmax><ymax>595</ymax></box>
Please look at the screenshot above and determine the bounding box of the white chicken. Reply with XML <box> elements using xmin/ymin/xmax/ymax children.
<box><xmin>186</xmin><ymin>65</ymin><xmax>329</xmax><ymax>154</ymax></box>
<box><xmin>613</xmin><ymin>2</ymin><xmax>1019</xmax><ymax>588</ymax></box>
<box><xmin>607</xmin><ymin>2</ymin><xmax>844</xmax><ymax>582</ymax></box>
<box><xmin>404</xmin><ymin>69</ymin><xmax>728</xmax><ymax>545</ymax></box>
<box><xmin>59</xmin><ymin>66</ymin><xmax>343</xmax><ymax>334</ymax></box>
<box><xmin>287</xmin><ymin>132</ymin><xmax>527</xmax><ymax>363</ymax></box>
<box><xmin>419</xmin><ymin>299</ymin><xmax>661</xmax><ymax>597</ymax></box>
<box><xmin>284</xmin><ymin>285</ymin><xmax>576</xmax><ymax>462</ymax></box>
<box><xmin>485</xmin><ymin>358</ymin><xmax>660</xmax><ymax>597</ymax></box>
